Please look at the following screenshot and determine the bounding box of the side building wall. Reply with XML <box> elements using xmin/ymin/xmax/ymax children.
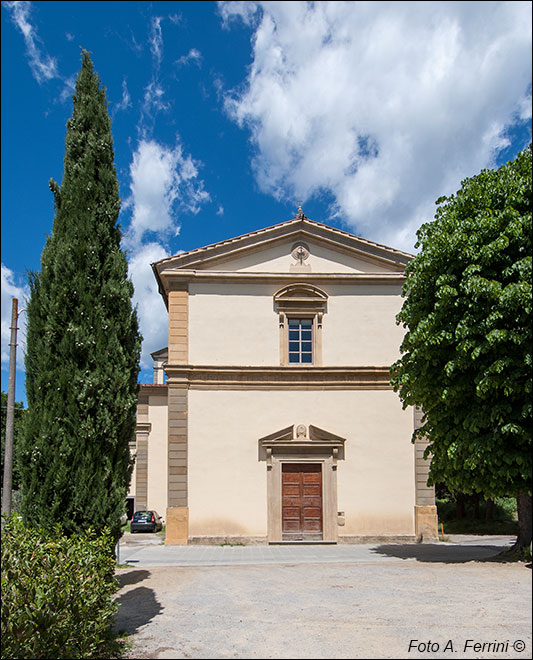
<box><xmin>134</xmin><ymin>385</ymin><xmax>168</xmax><ymax>518</ymax></box>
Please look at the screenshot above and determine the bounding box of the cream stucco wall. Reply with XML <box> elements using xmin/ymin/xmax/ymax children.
<box><xmin>188</xmin><ymin>282</ymin><xmax>404</xmax><ymax>366</ymax></box>
<box><xmin>189</xmin><ymin>283</ymin><xmax>279</xmax><ymax>365</ymax></box>
<box><xmin>146</xmin><ymin>395</ymin><xmax>168</xmax><ymax>518</ymax></box>
<box><xmin>187</xmin><ymin>389</ymin><xmax>415</xmax><ymax>538</ymax></box>
<box><xmin>208</xmin><ymin>240</ymin><xmax>393</xmax><ymax>273</ymax></box>
<box><xmin>322</xmin><ymin>285</ymin><xmax>405</xmax><ymax>365</ymax></box>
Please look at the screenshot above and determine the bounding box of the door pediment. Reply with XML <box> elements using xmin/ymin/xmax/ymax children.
<box><xmin>258</xmin><ymin>424</ymin><xmax>346</xmax><ymax>461</ymax></box>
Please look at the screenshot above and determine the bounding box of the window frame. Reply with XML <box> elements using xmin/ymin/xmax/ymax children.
<box><xmin>273</xmin><ymin>284</ymin><xmax>328</xmax><ymax>366</ymax></box>
<box><xmin>288</xmin><ymin>317</ymin><xmax>314</xmax><ymax>365</ymax></box>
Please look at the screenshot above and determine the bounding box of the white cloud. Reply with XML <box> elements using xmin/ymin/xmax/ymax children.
<box><xmin>124</xmin><ymin>139</ymin><xmax>210</xmax><ymax>248</ymax></box>
<box><xmin>149</xmin><ymin>16</ymin><xmax>163</xmax><ymax>69</ymax></box>
<box><xmin>221</xmin><ymin>1</ymin><xmax>532</xmax><ymax>251</ymax></box>
<box><xmin>142</xmin><ymin>80</ymin><xmax>169</xmax><ymax>116</ymax></box>
<box><xmin>122</xmin><ymin>139</ymin><xmax>210</xmax><ymax>364</ymax></box>
<box><xmin>1</xmin><ymin>264</ymin><xmax>29</xmax><ymax>370</ymax></box>
<box><xmin>127</xmin><ymin>14</ymin><xmax>210</xmax><ymax>369</ymax></box>
<box><xmin>113</xmin><ymin>78</ymin><xmax>132</xmax><ymax>115</ymax></box>
<box><xmin>4</xmin><ymin>0</ymin><xmax>59</xmax><ymax>83</ymax></box>
<box><xmin>518</xmin><ymin>94</ymin><xmax>532</xmax><ymax>121</ymax></box>
<box><xmin>4</xmin><ymin>1</ymin><xmax>82</xmax><ymax>103</ymax></box>
<box><xmin>218</xmin><ymin>0</ymin><xmax>260</xmax><ymax>28</ymax></box>
<box><xmin>59</xmin><ymin>73</ymin><xmax>76</xmax><ymax>104</ymax></box>
<box><xmin>128</xmin><ymin>29</ymin><xmax>143</xmax><ymax>54</ymax></box>
<box><xmin>176</xmin><ymin>48</ymin><xmax>202</xmax><ymax>67</ymax></box>
<box><xmin>127</xmin><ymin>243</ymin><xmax>170</xmax><ymax>369</ymax></box>
<box><xmin>141</xmin><ymin>16</ymin><xmax>169</xmax><ymax>123</ymax></box>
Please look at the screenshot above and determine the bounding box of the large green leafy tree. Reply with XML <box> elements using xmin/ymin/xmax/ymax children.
<box><xmin>391</xmin><ymin>146</ymin><xmax>532</xmax><ymax>549</ymax></box>
<box><xmin>21</xmin><ymin>52</ymin><xmax>141</xmax><ymax>542</ymax></box>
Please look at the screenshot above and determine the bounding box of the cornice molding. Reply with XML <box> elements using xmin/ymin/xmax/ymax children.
<box><xmin>139</xmin><ymin>384</ymin><xmax>168</xmax><ymax>393</ymax></box>
<box><xmin>165</xmin><ymin>230</ymin><xmax>407</xmax><ymax>272</ymax></box>
<box><xmin>165</xmin><ymin>365</ymin><xmax>393</xmax><ymax>390</ymax></box>
<box><xmin>136</xmin><ymin>421</ymin><xmax>152</xmax><ymax>434</ymax></box>
<box><xmin>158</xmin><ymin>270</ymin><xmax>406</xmax><ymax>286</ymax></box>
<box><xmin>155</xmin><ymin>270</ymin><xmax>406</xmax><ymax>306</ymax></box>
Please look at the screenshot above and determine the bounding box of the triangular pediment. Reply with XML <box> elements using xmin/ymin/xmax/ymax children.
<box><xmin>198</xmin><ymin>237</ymin><xmax>399</xmax><ymax>273</ymax></box>
<box><xmin>154</xmin><ymin>216</ymin><xmax>412</xmax><ymax>275</ymax></box>
<box><xmin>258</xmin><ymin>424</ymin><xmax>346</xmax><ymax>445</ymax></box>
<box><xmin>151</xmin><ymin>347</ymin><xmax>168</xmax><ymax>361</ymax></box>
<box><xmin>258</xmin><ymin>423</ymin><xmax>346</xmax><ymax>461</ymax></box>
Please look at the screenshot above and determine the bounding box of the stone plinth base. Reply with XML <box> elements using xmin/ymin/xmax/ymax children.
<box><xmin>415</xmin><ymin>505</ymin><xmax>438</xmax><ymax>542</ymax></box>
<box><xmin>189</xmin><ymin>536</ymin><xmax>267</xmax><ymax>545</ymax></box>
<box><xmin>338</xmin><ymin>535</ymin><xmax>416</xmax><ymax>544</ymax></box>
<box><xmin>165</xmin><ymin>507</ymin><xmax>189</xmax><ymax>545</ymax></box>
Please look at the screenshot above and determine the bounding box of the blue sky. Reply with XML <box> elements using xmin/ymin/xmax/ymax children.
<box><xmin>2</xmin><ymin>1</ymin><xmax>532</xmax><ymax>405</ymax></box>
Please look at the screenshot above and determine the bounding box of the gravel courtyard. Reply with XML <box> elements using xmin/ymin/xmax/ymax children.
<box><xmin>114</xmin><ymin>537</ymin><xmax>531</xmax><ymax>659</ymax></box>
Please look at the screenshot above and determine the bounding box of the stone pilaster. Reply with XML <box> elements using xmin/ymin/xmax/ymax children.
<box><xmin>414</xmin><ymin>407</ymin><xmax>438</xmax><ymax>541</ymax></box>
<box><xmin>166</xmin><ymin>285</ymin><xmax>189</xmax><ymax>544</ymax></box>
<box><xmin>168</xmin><ymin>287</ymin><xmax>188</xmax><ymax>364</ymax></box>
<box><xmin>135</xmin><ymin>392</ymin><xmax>151</xmax><ymax>511</ymax></box>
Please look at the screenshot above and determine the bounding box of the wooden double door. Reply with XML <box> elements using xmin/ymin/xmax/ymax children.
<box><xmin>282</xmin><ymin>463</ymin><xmax>323</xmax><ymax>541</ymax></box>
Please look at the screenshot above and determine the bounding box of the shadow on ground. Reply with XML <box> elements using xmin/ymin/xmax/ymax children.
<box><xmin>117</xmin><ymin>569</ymin><xmax>152</xmax><ymax>588</ymax></box>
<box><xmin>371</xmin><ymin>543</ymin><xmax>520</xmax><ymax>564</ymax></box>
<box><xmin>114</xmin><ymin>570</ymin><xmax>163</xmax><ymax>635</ymax></box>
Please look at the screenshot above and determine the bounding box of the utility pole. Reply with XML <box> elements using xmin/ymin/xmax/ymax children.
<box><xmin>2</xmin><ymin>298</ymin><xmax>19</xmax><ymax>518</ymax></box>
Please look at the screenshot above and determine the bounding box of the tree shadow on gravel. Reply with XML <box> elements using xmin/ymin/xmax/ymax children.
<box><xmin>116</xmin><ymin>569</ymin><xmax>152</xmax><ymax>588</ymax></box>
<box><xmin>114</xmin><ymin>585</ymin><xmax>163</xmax><ymax>635</ymax></box>
<box><xmin>371</xmin><ymin>543</ymin><xmax>519</xmax><ymax>564</ymax></box>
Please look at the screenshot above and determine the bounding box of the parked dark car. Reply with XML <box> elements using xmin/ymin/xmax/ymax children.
<box><xmin>130</xmin><ymin>510</ymin><xmax>163</xmax><ymax>533</ymax></box>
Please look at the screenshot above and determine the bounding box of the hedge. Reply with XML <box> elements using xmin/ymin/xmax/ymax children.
<box><xmin>1</xmin><ymin>515</ymin><xmax>119</xmax><ymax>659</ymax></box>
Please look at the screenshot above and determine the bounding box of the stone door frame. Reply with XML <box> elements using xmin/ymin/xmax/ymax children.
<box><xmin>258</xmin><ymin>424</ymin><xmax>346</xmax><ymax>543</ymax></box>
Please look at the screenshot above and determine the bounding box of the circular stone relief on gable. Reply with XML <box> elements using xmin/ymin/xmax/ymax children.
<box><xmin>296</xmin><ymin>424</ymin><xmax>307</xmax><ymax>439</ymax></box>
<box><xmin>291</xmin><ymin>242</ymin><xmax>310</xmax><ymax>264</ymax></box>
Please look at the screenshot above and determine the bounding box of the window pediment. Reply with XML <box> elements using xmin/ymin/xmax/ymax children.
<box><xmin>273</xmin><ymin>284</ymin><xmax>328</xmax><ymax>311</ymax></box>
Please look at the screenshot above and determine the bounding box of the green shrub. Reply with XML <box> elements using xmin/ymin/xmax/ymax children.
<box><xmin>1</xmin><ymin>515</ymin><xmax>119</xmax><ymax>659</ymax></box>
<box><xmin>436</xmin><ymin>496</ymin><xmax>518</xmax><ymax>523</ymax></box>
<box><xmin>436</xmin><ymin>496</ymin><xmax>519</xmax><ymax>535</ymax></box>
<box><xmin>492</xmin><ymin>496</ymin><xmax>518</xmax><ymax>521</ymax></box>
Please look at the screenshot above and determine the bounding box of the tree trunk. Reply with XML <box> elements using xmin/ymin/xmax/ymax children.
<box><xmin>485</xmin><ymin>498</ymin><xmax>494</xmax><ymax>522</ymax></box>
<box><xmin>514</xmin><ymin>492</ymin><xmax>532</xmax><ymax>550</ymax></box>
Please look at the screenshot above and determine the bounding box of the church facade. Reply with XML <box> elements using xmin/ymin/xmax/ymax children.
<box><xmin>128</xmin><ymin>212</ymin><xmax>438</xmax><ymax>544</ymax></box>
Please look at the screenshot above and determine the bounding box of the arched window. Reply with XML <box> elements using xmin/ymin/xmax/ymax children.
<box><xmin>273</xmin><ymin>284</ymin><xmax>328</xmax><ymax>365</ymax></box>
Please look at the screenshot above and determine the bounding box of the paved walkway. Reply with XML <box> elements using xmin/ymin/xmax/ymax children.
<box><xmin>117</xmin><ymin>533</ymin><xmax>515</xmax><ymax>567</ymax></box>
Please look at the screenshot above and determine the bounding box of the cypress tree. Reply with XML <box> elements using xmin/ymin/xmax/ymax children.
<box><xmin>21</xmin><ymin>51</ymin><xmax>141</xmax><ymax>542</ymax></box>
